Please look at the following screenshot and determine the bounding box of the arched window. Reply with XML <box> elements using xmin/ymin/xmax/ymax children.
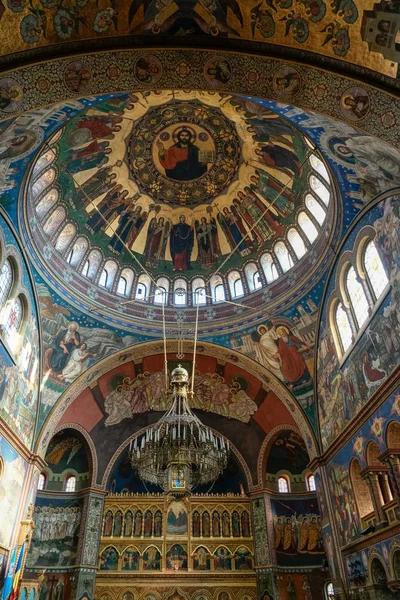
<box><xmin>278</xmin><ymin>476</ymin><xmax>289</xmax><ymax>493</ymax></box>
<box><xmin>117</xmin><ymin>276</ymin><xmax>128</xmax><ymax>296</ymax></box>
<box><xmin>99</xmin><ymin>260</ymin><xmax>118</xmax><ymax>291</ymax></box>
<box><xmin>32</xmin><ymin>168</ymin><xmax>56</xmax><ymax>197</ymax></box>
<box><xmin>55</xmin><ymin>223</ymin><xmax>76</xmax><ymax>254</ymax></box>
<box><xmin>81</xmin><ymin>260</ymin><xmax>89</xmax><ymax>277</ymax></box>
<box><xmin>307</xmin><ymin>474</ymin><xmax>316</xmax><ymax>492</ymax></box>
<box><xmin>0</xmin><ymin>259</ymin><xmax>13</xmax><ymax>310</ymax></box>
<box><xmin>65</xmin><ymin>475</ymin><xmax>76</xmax><ymax>492</ymax></box>
<box><xmin>154</xmin><ymin>278</ymin><xmax>169</xmax><ymax>305</ymax></box>
<box><xmin>135</xmin><ymin>274</ymin><xmax>151</xmax><ymax>302</ymax></box>
<box><xmin>37</xmin><ymin>473</ymin><xmax>46</xmax><ymax>491</ymax></box>
<box><xmin>66</xmin><ymin>237</ymin><xmax>88</xmax><ymax>268</ymax></box>
<box><xmin>298</xmin><ymin>211</ymin><xmax>318</xmax><ymax>243</ymax></box>
<box><xmin>228</xmin><ymin>271</ymin><xmax>244</xmax><ymax>299</ymax></box>
<box><xmin>309</xmin><ymin>153</ymin><xmax>329</xmax><ymax>183</ymax></box>
<box><xmin>193</xmin><ymin>287</ymin><xmax>206</xmax><ymax>305</ymax></box>
<box><xmin>210</xmin><ymin>275</ymin><xmax>225</xmax><ymax>303</ymax></box>
<box><xmin>99</xmin><ymin>269</ymin><xmax>108</xmax><ymax>288</ymax></box>
<box><xmin>325</xmin><ymin>582</ymin><xmax>334</xmax><ymax>599</ymax></box>
<box><xmin>43</xmin><ymin>206</ymin><xmax>66</xmax><ymax>238</ymax></box>
<box><xmin>245</xmin><ymin>263</ymin><xmax>261</xmax><ymax>292</ymax></box>
<box><xmin>310</xmin><ymin>175</ymin><xmax>330</xmax><ymax>206</ymax></box>
<box><xmin>261</xmin><ymin>253</ymin><xmax>279</xmax><ymax>283</ymax></box>
<box><xmin>335</xmin><ymin>302</ymin><xmax>353</xmax><ymax>353</ymax></box>
<box><xmin>288</xmin><ymin>228</ymin><xmax>307</xmax><ymax>259</ymax></box>
<box><xmin>33</xmin><ymin>149</ymin><xmax>56</xmax><ymax>177</ymax></box>
<box><xmin>4</xmin><ymin>296</ymin><xmax>24</xmax><ymax>347</ymax></box>
<box><xmin>192</xmin><ymin>278</ymin><xmax>207</xmax><ymax>306</ymax></box>
<box><xmin>174</xmin><ymin>279</ymin><xmax>187</xmax><ymax>306</ymax></box>
<box><xmin>305</xmin><ymin>194</ymin><xmax>326</xmax><ymax>225</ymax></box>
<box><xmin>36</xmin><ymin>188</ymin><xmax>58</xmax><ymax>220</ymax></box>
<box><xmin>364</xmin><ymin>241</ymin><xmax>389</xmax><ymax>301</ymax></box>
<box><xmin>346</xmin><ymin>266</ymin><xmax>369</xmax><ymax>329</ymax></box>
<box><xmin>274</xmin><ymin>242</ymin><xmax>293</xmax><ymax>273</ymax></box>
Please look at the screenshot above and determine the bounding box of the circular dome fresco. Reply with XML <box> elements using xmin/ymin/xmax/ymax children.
<box><xmin>25</xmin><ymin>90</ymin><xmax>335</xmax><ymax>326</ymax></box>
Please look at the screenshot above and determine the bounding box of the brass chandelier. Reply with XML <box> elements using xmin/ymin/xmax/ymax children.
<box><xmin>129</xmin><ymin>364</ymin><xmax>229</xmax><ymax>492</ymax></box>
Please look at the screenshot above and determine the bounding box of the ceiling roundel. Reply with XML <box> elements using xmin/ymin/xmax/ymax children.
<box><xmin>25</xmin><ymin>90</ymin><xmax>335</xmax><ymax>324</ymax></box>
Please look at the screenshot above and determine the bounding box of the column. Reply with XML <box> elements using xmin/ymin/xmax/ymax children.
<box><xmin>381</xmin><ymin>452</ymin><xmax>400</xmax><ymax>505</ymax></box>
<box><xmin>380</xmin><ymin>473</ymin><xmax>393</xmax><ymax>504</ymax></box>
<box><xmin>362</xmin><ymin>471</ymin><xmax>387</xmax><ymax>526</ymax></box>
<box><xmin>73</xmin><ymin>491</ymin><xmax>105</xmax><ymax>600</ymax></box>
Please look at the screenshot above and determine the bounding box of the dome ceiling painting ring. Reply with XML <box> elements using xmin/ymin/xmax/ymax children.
<box><xmin>128</xmin><ymin>99</ymin><xmax>241</xmax><ymax>207</ymax></box>
<box><xmin>25</xmin><ymin>90</ymin><xmax>335</xmax><ymax>324</ymax></box>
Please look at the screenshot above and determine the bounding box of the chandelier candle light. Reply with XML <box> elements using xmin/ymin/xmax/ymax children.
<box><xmin>129</xmin><ymin>365</ymin><xmax>229</xmax><ymax>493</ymax></box>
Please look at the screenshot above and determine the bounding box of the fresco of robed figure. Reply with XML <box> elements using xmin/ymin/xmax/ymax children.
<box><xmin>157</xmin><ymin>128</ymin><xmax>209</xmax><ymax>181</ymax></box>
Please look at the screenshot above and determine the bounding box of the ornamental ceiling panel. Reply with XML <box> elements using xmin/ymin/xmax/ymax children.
<box><xmin>0</xmin><ymin>0</ymin><xmax>398</xmax><ymax>80</ymax></box>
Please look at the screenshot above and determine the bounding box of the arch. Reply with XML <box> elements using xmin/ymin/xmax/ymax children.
<box><xmin>309</xmin><ymin>153</ymin><xmax>329</xmax><ymax>183</ymax></box>
<box><xmin>288</xmin><ymin>227</ymin><xmax>307</xmax><ymax>259</ymax></box>
<box><xmin>55</xmin><ymin>222</ymin><xmax>77</xmax><ymax>254</ymax></box>
<box><xmin>37</xmin><ymin>472</ymin><xmax>46</xmax><ymax>491</ymax></box>
<box><xmin>43</xmin><ymin>205</ymin><xmax>66</xmax><ymax>238</ymax></box>
<box><xmin>82</xmin><ymin>248</ymin><xmax>102</xmax><ymax>280</ymax></box>
<box><xmin>99</xmin><ymin>546</ymin><xmax>119</xmax><ymax>571</ymax></box>
<box><xmin>135</xmin><ymin>273</ymin><xmax>151</xmax><ymax>301</ymax></box>
<box><xmin>274</xmin><ymin>241</ymin><xmax>293</xmax><ymax>273</ymax></box>
<box><xmin>298</xmin><ymin>211</ymin><xmax>318</xmax><ymax>243</ymax></box>
<box><xmin>386</xmin><ymin>420</ymin><xmax>400</xmax><ymax>449</ymax></box>
<box><xmin>244</xmin><ymin>262</ymin><xmax>261</xmax><ymax>292</ymax></box>
<box><xmin>143</xmin><ymin>544</ymin><xmax>161</xmax><ymax>571</ymax></box>
<box><xmin>257</xmin><ymin>423</ymin><xmax>304</xmax><ymax>488</ymax></box>
<box><xmin>363</xmin><ymin>239</ymin><xmax>389</xmax><ymax>301</ymax></box>
<box><xmin>227</xmin><ymin>270</ymin><xmax>244</xmax><ymax>299</ymax></box>
<box><xmin>277</xmin><ymin>475</ymin><xmax>290</xmax><ymax>493</ymax></box>
<box><xmin>99</xmin><ymin>259</ymin><xmax>118</xmax><ymax>291</ymax></box>
<box><xmin>154</xmin><ymin>277</ymin><xmax>169</xmax><ymax>305</ymax></box>
<box><xmin>33</xmin><ymin>148</ymin><xmax>56</xmax><ymax>177</ymax></box>
<box><xmin>392</xmin><ymin>546</ymin><xmax>400</xmax><ymax>581</ymax></box>
<box><xmin>52</xmin><ymin>422</ymin><xmax>98</xmax><ymax>487</ymax></box>
<box><xmin>173</xmin><ymin>278</ymin><xmax>187</xmax><ymax>306</ymax></box>
<box><xmin>210</xmin><ymin>274</ymin><xmax>225</xmax><ymax>303</ymax></box>
<box><xmin>117</xmin><ymin>268</ymin><xmax>134</xmax><ymax>297</ymax></box>
<box><xmin>67</xmin><ymin>236</ymin><xmax>88</xmax><ymax>268</ymax></box>
<box><xmin>333</xmin><ymin>300</ymin><xmax>353</xmax><ymax>356</ymax></box>
<box><xmin>32</xmin><ymin>167</ymin><xmax>56</xmax><ymax>197</ymax></box>
<box><xmin>306</xmin><ymin>473</ymin><xmax>316</xmax><ymax>492</ymax></box>
<box><xmin>260</xmin><ymin>252</ymin><xmax>278</xmax><ymax>283</ymax></box>
<box><xmin>35</xmin><ymin>187</ymin><xmax>59</xmax><ymax>219</ymax></box>
<box><xmin>121</xmin><ymin>546</ymin><xmax>140</xmax><ymax>571</ymax></box>
<box><xmin>349</xmin><ymin>458</ymin><xmax>373</xmax><ymax>520</ymax></box>
<box><xmin>37</xmin><ymin>340</ymin><xmax>319</xmax><ymax>468</ymax></box>
<box><xmin>346</xmin><ymin>265</ymin><xmax>370</xmax><ymax>329</ymax></box>
<box><xmin>366</xmin><ymin>440</ymin><xmax>383</xmax><ymax>467</ymax></box>
<box><xmin>64</xmin><ymin>474</ymin><xmax>76</xmax><ymax>492</ymax></box>
<box><xmin>192</xmin><ymin>277</ymin><xmax>207</xmax><ymax>305</ymax></box>
<box><xmin>305</xmin><ymin>193</ymin><xmax>326</xmax><ymax>226</ymax></box>
<box><xmin>309</xmin><ymin>174</ymin><xmax>330</xmax><ymax>206</ymax></box>
<box><xmin>369</xmin><ymin>555</ymin><xmax>389</xmax><ymax>585</ymax></box>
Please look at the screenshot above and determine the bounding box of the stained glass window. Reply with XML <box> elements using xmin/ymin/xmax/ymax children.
<box><xmin>310</xmin><ymin>175</ymin><xmax>330</xmax><ymax>206</ymax></box>
<box><xmin>193</xmin><ymin>287</ymin><xmax>206</xmax><ymax>306</ymax></box>
<box><xmin>288</xmin><ymin>228</ymin><xmax>307</xmax><ymax>259</ymax></box>
<box><xmin>99</xmin><ymin>269</ymin><xmax>108</xmax><ymax>288</ymax></box>
<box><xmin>261</xmin><ymin>253</ymin><xmax>279</xmax><ymax>283</ymax></box>
<box><xmin>307</xmin><ymin>474</ymin><xmax>316</xmax><ymax>492</ymax></box>
<box><xmin>310</xmin><ymin>153</ymin><xmax>329</xmax><ymax>182</ymax></box>
<box><xmin>136</xmin><ymin>282</ymin><xmax>147</xmax><ymax>301</ymax></box>
<box><xmin>117</xmin><ymin>276</ymin><xmax>128</xmax><ymax>296</ymax></box>
<box><xmin>364</xmin><ymin>241</ymin><xmax>389</xmax><ymax>301</ymax></box>
<box><xmin>214</xmin><ymin>284</ymin><xmax>225</xmax><ymax>303</ymax></box>
<box><xmin>305</xmin><ymin>194</ymin><xmax>326</xmax><ymax>225</ymax></box>
<box><xmin>174</xmin><ymin>279</ymin><xmax>187</xmax><ymax>306</ymax></box>
<box><xmin>32</xmin><ymin>168</ymin><xmax>56</xmax><ymax>197</ymax></box>
<box><xmin>55</xmin><ymin>223</ymin><xmax>76</xmax><ymax>253</ymax></box>
<box><xmin>278</xmin><ymin>476</ymin><xmax>289</xmax><ymax>493</ymax></box>
<box><xmin>298</xmin><ymin>211</ymin><xmax>318</xmax><ymax>243</ymax></box>
<box><xmin>326</xmin><ymin>583</ymin><xmax>334</xmax><ymax>599</ymax></box>
<box><xmin>0</xmin><ymin>259</ymin><xmax>13</xmax><ymax>309</ymax></box>
<box><xmin>347</xmin><ymin>266</ymin><xmax>369</xmax><ymax>329</ymax></box>
<box><xmin>37</xmin><ymin>473</ymin><xmax>46</xmax><ymax>491</ymax></box>
<box><xmin>36</xmin><ymin>188</ymin><xmax>58</xmax><ymax>219</ymax></box>
<box><xmin>154</xmin><ymin>287</ymin><xmax>167</xmax><ymax>305</ymax></box>
<box><xmin>65</xmin><ymin>476</ymin><xmax>76</xmax><ymax>492</ymax></box>
<box><xmin>335</xmin><ymin>302</ymin><xmax>352</xmax><ymax>353</ymax></box>
<box><xmin>274</xmin><ymin>242</ymin><xmax>294</xmax><ymax>273</ymax></box>
<box><xmin>43</xmin><ymin>206</ymin><xmax>66</xmax><ymax>238</ymax></box>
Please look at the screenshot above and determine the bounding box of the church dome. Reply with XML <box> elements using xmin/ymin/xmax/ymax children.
<box><xmin>24</xmin><ymin>90</ymin><xmax>336</xmax><ymax>329</ymax></box>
